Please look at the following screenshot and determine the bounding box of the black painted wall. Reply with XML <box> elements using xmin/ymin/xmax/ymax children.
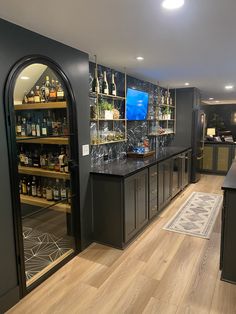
<box><xmin>0</xmin><ymin>18</ymin><xmax>91</xmax><ymax>312</ymax></box>
<box><xmin>202</xmin><ymin>104</ymin><xmax>236</xmax><ymax>139</ymax></box>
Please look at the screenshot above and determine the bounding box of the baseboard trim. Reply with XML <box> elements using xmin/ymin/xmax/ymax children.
<box><xmin>0</xmin><ymin>286</ymin><xmax>20</xmax><ymax>313</ymax></box>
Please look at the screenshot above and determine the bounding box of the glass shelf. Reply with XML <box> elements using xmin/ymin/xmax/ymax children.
<box><xmin>14</xmin><ymin>101</ymin><xmax>67</xmax><ymax>110</ymax></box>
<box><xmin>18</xmin><ymin>166</ymin><xmax>70</xmax><ymax>180</ymax></box>
<box><xmin>91</xmin><ymin>139</ymin><xmax>127</xmax><ymax>146</ymax></box>
<box><xmin>89</xmin><ymin>92</ymin><xmax>125</xmax><ymax>100</ymax></box>
<box><xmin>16</xmin><ymin>136</ymin><xmax>69</xmax><ymax>145</ymax></box>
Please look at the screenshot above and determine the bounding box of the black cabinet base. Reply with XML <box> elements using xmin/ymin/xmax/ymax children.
<box><xmin>0</xmin><ymin>286</ymin><xmax>20</xmax><ymax>313</ymax></box>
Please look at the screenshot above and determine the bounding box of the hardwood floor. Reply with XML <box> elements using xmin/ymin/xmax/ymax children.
<box><xmin>8</xmin><ymin>174</ymin><xmax>236</xmax><ymax>314</ymax></box>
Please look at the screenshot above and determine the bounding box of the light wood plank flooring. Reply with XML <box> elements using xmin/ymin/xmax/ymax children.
<box><xmin>8</xmin><ymin>174</ymin><xmax>236</xmax><ymax>314</ymax></box>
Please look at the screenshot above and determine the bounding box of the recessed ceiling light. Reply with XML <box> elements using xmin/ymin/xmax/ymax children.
<box><xmin>185</xmin><ymin>82</ymin><xmax>190</xmax><ymax>86</ymax></box>
<box><xmin>225</xmin><ymin>85</ymin><xmax>234</xmax><ymax>90</ymax></box>
<box><xmin>162</xmin><ymin>0</ymin><xmax>184</xmax><ymax>10</ymax></box>
<box><xmin>20</xmin><ymin>76</ymin><xmax>30</xmax><ymax>80</ymax></box>
<box><xmin>209</xmin><ymin>98</ymin><xmax>214</xmax><ymax>100</ymax></box>
<box><xmin>136</xmin><ymin>56</ymin><xmax>144</xmax><ymax>61</ymax></box>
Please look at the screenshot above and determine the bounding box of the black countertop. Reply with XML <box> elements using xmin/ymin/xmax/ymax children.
<box><xmin>205</xmin><ymin>141</ymin><xmax>236</xmax><ymax>145</ymax></box>
<box><xmin>91</xmin><ymin>146</ymin><xmax>191</xmax><ymax>178</ymax></box>
<box><xmin>222</xmin><ymin>160</ymin><xmax>236</xmax><ymax>190</ymax></box>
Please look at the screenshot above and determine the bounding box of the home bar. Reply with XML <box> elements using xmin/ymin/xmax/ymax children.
<box><xmin>1</xmin><ymin>1</ymin><xmax>236</xmax><ymax>313</ymax></box>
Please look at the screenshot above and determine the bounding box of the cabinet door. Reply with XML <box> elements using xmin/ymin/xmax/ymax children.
<box><xmin>215</xmin><ymin>146</ymin><xmax>231</xmax><ymax>173</ymax></box>
<box><xmin>164</xmin><ymin>160</ymin><xmax>172</xmax><ymax>203</ymax></box>
<box><xmin>202</xmin><ymin>145</ymin><xmax>214</xmax><ymax>171</ymax></box>
<box><xmin>158</xmin><ymin>162</ymin><xmax>164</xmax><ymax>209</ymax></box>
<box><xmin>172</xmin><ymin>155</ymin><xmax>182</xmax><ymax>197</ymax></box>
<box><xmin>149</xmin><ymin>165</ymin><xmax>158</xmax><ymax>219</ymax></box>
<box><xmin>137</xmin><ymin>169</ymin><xmax>148</xmax><ymax>229</ymax></box>
<box><xmin>182</xmin><ymin>151</ymin><xmax>191</xmax><ymax>189</ymax></box>
<box><xmin>124</xmin><ymin>176</ymin><xmax>137</xmax><ymax>242</ymax></box>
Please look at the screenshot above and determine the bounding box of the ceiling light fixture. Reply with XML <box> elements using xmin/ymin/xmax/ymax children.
<box><xmin>209</xmin><ymin>98</ymin><xmax>214</xmax><ymax>100</ymax></box>
<box><xmin>20</xmin><ymin>76</ymin><xmax>30</xmax><ymax>80</ymax></box>
<box><xmin>225</xmin><ymin>85</ymin><xmax>234</xmax><ymax>90</ymax></box>
<box><xmin>162</xmin><ymin>0</ymin><xmax>184</xmax><ymax>10</ymax></box>
<box><xmin>136</xmin><ymin>56</ymin><xmax>144</xmax><ymax>61</ymax></box>
<box><xmin>185</xmin><ymin>82</ymin><xmax>190</xmax><ymax>86</ymax></box>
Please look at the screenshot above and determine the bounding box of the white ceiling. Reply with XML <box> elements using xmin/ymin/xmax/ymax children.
<box><xmin>1</xmin><ymin>0</ymin><xmax>236</xmax><ymax>101</ymax></box>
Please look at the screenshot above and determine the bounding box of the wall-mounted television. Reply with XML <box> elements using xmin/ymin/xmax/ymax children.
<box><xmin>126</xmin><ymin>88</ymin><xmax>149</xmax><ymax>120</ymax></box>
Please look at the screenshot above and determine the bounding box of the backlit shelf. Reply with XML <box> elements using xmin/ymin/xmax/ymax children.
<box><xmin>14</xmin><ymin>101</ymin><xmax>67</xmax><ymax>110</ymax></box>
<box><xmin>16</xmin><ymin>136</ymin><xmax>69</xmax><ymax>145</ymax></box>
<box><xmin>18</xmin><ymin>166</ymin><xmax>70</xmax><ymax>180</ymax></box>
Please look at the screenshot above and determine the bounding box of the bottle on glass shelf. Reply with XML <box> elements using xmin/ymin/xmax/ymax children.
<box><xmin>60</xmin><ymin>180</ymin><xmax>67</xmax><ymax>201</ymax></box>
<box><xmin>31</xmin><ymin>117</ymin><xmax>36</xmax><ymax>137</ymax></box>
<box><xmin>45</xmin><ymin>76</ymin><xmax>50</xmax><ymax>102</ymax></box>
<box><xmin>42</xmin><ymin>179</ymin><xmax>47</xmax><ymax>199</ymax></box>
<box><xmin>16</xmin><ymin>116</ymin><xmax>22</xmax><ymax>136</ymax></box>
<box><xmin>33</xmin><ymin>150</ymin><xmax>40</xmax><ymax>168</ymax></box>
<box><xmin>92</xmin><ymin>70</ymin><xmax>99</xmax><ymax>93</ymax></box>
<box><xmin>27</xmin><ymin>180</ymin><xmax>31</xmax><ymax>196</ymax></box>
<box><xmin>62</xmin><ymin>117</ymin><xmax>69</xmax><ymax>135</ymax></box>
<box><xmin>22</xmin><ymin>177</ymin><xmax>27</xmax><ymax>195</ymax></box>
<box><xmin>34</xmin><ymin>86</ymin><xmax>41</xmax><ymax>103</ymax></box>
<box><xmin>49</xmin><ymin>79</ymin><xmax>57</xmax><ymax>102</ymax></box>
<box><xmin>31</xmin><ymin>176</ymin><xmax>37</xmax><ymax>197</ymax></box>
<box><xmin>46</xmin><ymin>181</ymin><xmax>53</xmax><ymax>201</ymax></box>
<box><xmin>47</xmin><ymin>111</ymin><xmax>53</xmax><ymax>136</ymax></box>
<box><xmin>36</xmin><ymin>118</ymin><xmax>41</xmax><ymax>137</ymax></box>
<box><xmin>64</xmin><ymin>148</ymin><xmax>69</xmax><ymax>173</ymax></box>
<box><xmin>41</xmin><ymin>117</ymin><xmax>48</xmax><ymax>136</ymax></box>
<box><xmin>22</xmin><ymin>93</ymin><xmax>28</xmax><ymax>104</ymax></box>
<box><xmin>110</xmin><ymin>73</ymin><xmax>117</xmax><ymax>96</ymax></box>
<box><xmin>21</xmin><ymin>117</ymin><xmax>26</xmax><ymax>136</ymax></box>
<box><xmin>40</xmin><ymin>152</ymin><xmax>47</xmax><ymax>169</ymax></box>
<box><xmin>28</xmin><ymin>90</ymin><xmax>35</xmax><ymax>103</ymax></box>
<box><xmin>59</xmin><ymin>147</ymin><xmax>65</xmax><ymax>172</ymax></box>
<box><xmin>24</xmin><ymin>151</ymin><xmax>29</xmax><ymax>167</ymax></box>
<box><xmin>102</xmin><ymin>71</ymin><xmax>109</xmax><ymax>95</ymax></box>
<box><xmin>37</xmin><ymin>180</ymin><xmax>42</xmax><ymax>198</ymax></box>
<box><xmin>19</xmin><ymin>146</ymin><xmax>25</xmax><ymax>166</ymax></box>
<box><xmin>56</xmin><ymin>83</ymin><xmax>65</xmax><ymax>101</ymax></box>
<box><xmin>28</xmin><ymin>151</ymin><xmax>33</xmax><ymax>167</ymax></box>
<box><xmin>26</xmin><ymin>114</ymin><xmax>32</xmax><ymax>136</ymax></box>
<box><xmin>48</xmin><ymin>153</ymin><xmax>55</xmax><ymax>171</ymax></box>
<box><xmin>54</xmin><ymin>153</ymin><xmax>60</xmax><ymax>172</ymax></box>
<box><xmin>169</xmin><ymin>92</ymin><xmax>173</xmax><ymax>106</ymax></box>
<box><xmin>161</xmin><ymin>90</ymin><xmax>165</xmax><ymax>105</ymax></box>
<box><xmin>53</xmin><ymin>179</ymin><xmax>60</xmax><ymax>201</ymax></box>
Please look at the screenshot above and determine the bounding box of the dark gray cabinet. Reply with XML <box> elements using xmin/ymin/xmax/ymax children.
<box><xmin>181</xmin><ymin>150</ymin><xmax>191</xmax><ymax>189</ymax></box>
<box><xmin>158</xmin><ymin>159</ymin><xmax>172</xmax><ymax>210</ymax></box>
<box><xmin>149</xmin><ymin>165</ymin><xmax>158</xmax><ymax>219</ymax></box>
<box><xmin>172</xmin><ymin>155</ymin><xmax>182</xmax><ymax>197</ymax></box>
<box><xmin>124</xmin><ymin>169</ymin><xmax>148</xmax><ymax>242</ymax></box>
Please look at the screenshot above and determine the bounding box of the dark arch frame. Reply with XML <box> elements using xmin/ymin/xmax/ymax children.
<box><xmin>4</xmin><ymin>55</ymin><xmax>81</xmax><ymax>297</ymax></box>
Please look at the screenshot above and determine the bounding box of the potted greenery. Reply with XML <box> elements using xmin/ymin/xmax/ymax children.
<box><xmin>99</xmin><ymin>101</ymin><xmax>114</xmax><ymax>119</ymax></box>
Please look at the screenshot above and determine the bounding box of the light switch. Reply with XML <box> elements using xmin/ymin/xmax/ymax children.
<box><xmin>82</xmin><ymin>144</ymin><xmax>90</xmax><ymax>156</ymax></box>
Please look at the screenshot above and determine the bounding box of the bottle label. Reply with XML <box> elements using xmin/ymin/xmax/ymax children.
<box><xmin>53</xmin><ymin>190</ymin><xmax>60</xmax><ymax>200</ymax></box>
<box><xmin>57</xmin><ymin>91</ymin><xmax>64</xmax><ymax>98</ymax></box>
<box><xmin>42</xmin><ymin>128</ymin><xmax>47</xmax><ymax>135</ymax></box>
<box><xmin>46</xmin><ymin>189</ymin><xmax>53</xmax><ymax>200</ymax></box>
<box><xmin>32</xmin><ymin>186</ymin><xmax>37</xmax><ymax>196</ymax></box>
<box><xmin>32</xmin><ymin>129</ymin><xmax>36</xmax><ymax>136</ymax></box>
<box><xmin>61</xmin><ymin>189</ymin><xmax>67</xmax><ymax>199</ymax></box>
<box><xmin>36</xmin><ymin>126</ymin><xmax>40</xmax><ymax>137</ymax></box>
<box><xmin>16</xmin><ymin>126</ymin><xmax>22</xmax><ymax>133</ymax></box>
<box><xmin>34</xmin><ymin>96</ymin><xmax>40</xmax><ymax>103</ymax></box>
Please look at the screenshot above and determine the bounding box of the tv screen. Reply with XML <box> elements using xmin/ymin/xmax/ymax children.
<box><xmin>126</xmin><ymin>88</ymin><xmax>149</xmax><ymax>120</ymax></box>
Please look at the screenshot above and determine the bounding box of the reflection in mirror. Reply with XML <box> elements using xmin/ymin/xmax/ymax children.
<box><xmin>13</xmin><ymin>63</ymin><xmax>75</xmax><ymax>287</ymax></box>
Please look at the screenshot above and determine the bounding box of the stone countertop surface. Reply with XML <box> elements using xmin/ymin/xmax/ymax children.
<box><xmin>91</xmin><ymin>146</ymin><xmax>191</xmax><ymax>178</ymax></box>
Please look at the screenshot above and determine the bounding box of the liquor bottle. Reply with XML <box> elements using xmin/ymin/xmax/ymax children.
<box><xmin>42</xmin><ymin>179</ymin><xmax>47</xmax><ymax>199</ymax></box>
<box><xmin>64</xmin><ymin>148</ymin><xmax>69</xmax><ymax>173</ymax></box>
<box><xmin>41</xmin><ymin>117</ymin><xmax>48</xmax><ymax>136</ymax></box>
<box><xmin>62</xmin><ymin>117</ymin><xmax>69</xmax><ymax>135</ymax></box>
<box><xmin>47</xmin><ymin>111</ymin><xmax>53</xmax><ymax>136</ymax></box>
<box><xmin>46</xmin><ymin>181</ymin><xmax>53</xmax><ymax>201</ymax></box>
<box><xmin>56</xmin><ymin>83</ymin><xmax>65</xmax><ymax>101</ymax></box>
<box><xmin>60</xmin><ymin>180</ymin><xmax>67</xmax><ymax>200</ymax></box>
<box><xmin>49</xmin><ymin>79</ymin><xmax>57</xmax><ymax>102</ymax></box>
<box><xmin>33</xmin><ymin>150</ymin><xmax>40</xmax><ymax>168</ymax></box>
<box><xmin>102</xmin><ymin>71</ymin><xmax>109</xmax><ymax>95</ymax></box>
<box><xmin>26</xmin><ymin>114</ymin><xmax>32</xmax><ymax>136</ymax></box>
<box><xmin>52</xmin><ymin>113</ymin><xmax>59</xmax><ymax>136</ymax></box>
<box><xmin>48</xmin><ymin>153</ymin><xmax>55</xmax><ymax>171</ymax></box>
<box><xmin>40</xmin><ymin>83</ymin><xmax>46</xmax><ymax>103</ymax></box>
<box><xmin>169</xmin><ymin>92</ymin><xmax>173</xmax><ymax>106</ymax></box>
<box><xmin>19</xmin><ymin>146</ymin><xmax>25</xmax><ymax>166</ymax></box>
<box><xmin>24</xmin><ymin>151</ymin><xmax>29</xmax><ymax>167</ymax></box>
<box><xmin>19</xmin><ymin>180</ymin><xmax>22</xmax><ymax>194</ymax></box>
<box><xmin>111</xmin><ymin>73</ymin><xmax>117</xmax><ymax>96</ymax></box>
<box><xmin>161</xmin><ymin>90</ymin><xmax>165</xmax><ymax>105</ymax></box>
<box><xmin>16</xmin><ymin>116</ymin><xmax>22</xmax><ymax>136</ymax></box>
<box><xmin>22</xmin><ymin>177</ymin><xmax>27</xmax><ymax>195</ymax></box>
<box><xmin>36</xmin><ymin>118</ymin><xmax>41</xmax><ymax>137</ymax></box>
<box><xmin>53</xmin><ymin>179</ymin><xmax>60</xmax><ymax>201</ymax></box>
<box><xmin>28</xmin><ymin>90</ymin><xmax>35</xmax><ymax>103</ymax></box>
<box><xmin>27</xmin><ymin>179</ymin><xmax>31</xmax><ymax>196</ymax></box>
<box><xmin>28</xmin><ymin>151</ymin><xmax>33</xmax><ymax>167</ymax></box>
<box><xmin>34</xmin><ymin>86</ymin><xmax>41</xmax><ymax>103</ymax></box>
<box><xmin>21</xmin><ymin>117</ymin><xmax>26</xmax><ymax>136</ymax></box>
<box><xmin>31</xmin><ymin>117</ymin><xmax>36</xmax><ymax>137</ymax></box>
<box><xmin>22</xmin><ymin>93</ymin><xmax>28</xmax><ymax>104</ymax></box>
<box><xmin>37</xmin><ymin>180</ymin><xmax>42</xmax><ymax>198</ymax></box>
<box><xmin>92</xmin><ymin>70</ymin><xmax>99</xmax><ymax>93</ymax></box>
<box><xmin>31</xmin><ymin>176</ymin><xmax>37</xmax><ymax>197</ymax></box>
<box><xmin>40</xmin><ymin>152</ymin><xmax>47</xmax><ymax>169</ymax></box>
<box><xmin>45</xmin><ymin>76</ymin><xmax>51</xmax><ymax>102</ymax></box>
<box><xmin>54</xmin><ymin>153</ymin><xmax>60</xmax><ymax>172</ymax></box>
<box><xmin>59</xmin><ymin>147</ymin><xmax>65</xmax><ymax>172</ymax></box>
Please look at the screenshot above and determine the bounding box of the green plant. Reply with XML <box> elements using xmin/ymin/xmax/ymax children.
<box><xmin>99</xmin><ymin>101</ymin><xmax>114</xmax><ymax>111</ymax></box>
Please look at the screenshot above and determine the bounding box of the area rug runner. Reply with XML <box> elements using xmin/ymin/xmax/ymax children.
<box><xmin>163</xmin><ymin>192</ymin><xmax>223</xmax><ymax>239</ymax></box>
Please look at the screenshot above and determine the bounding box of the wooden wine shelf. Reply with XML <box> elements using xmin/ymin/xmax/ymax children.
<box><xmin>20</xmin><ymin>195</ymin><xmax>71</xmax><ymax>213</ymax></box>
<box><xmin>18</xmin><ymin>166</ymin><xmax>70</xmax><ymax>180</ymax></box>
<box><xmin>91</xmin><ymin>139</ymin><xmax>127</xmax><ymax>146</ymax></box>
<box><xmin>16</xmin><ymin>136</ymin><xmax>69</xmax><ymax>145</ymax></box>
<box><xmin>90</xmin><ymin>92</ymin><xmax>125</xmax><ymax>100</ymax></box>
<box><xmin>14</xmin><ymin>101</ymin><xmax>67</xmax><ymax>110</ymax></box>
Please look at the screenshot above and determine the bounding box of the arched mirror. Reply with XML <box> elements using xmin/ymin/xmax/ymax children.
<box><xmin>9</xmin><ymin>61</ymin><xmax>78</xmax><ymax>291</ymax></box>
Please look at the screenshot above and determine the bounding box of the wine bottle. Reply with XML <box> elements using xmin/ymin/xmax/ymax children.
<box><xmin>31</xmin><ymin>117</ymin><xmax>36</xmax><ymax>137</ymax></box>
<box><xmin>41</xmin><ymin>117</ymin><xmax>48</xmax><ymax>136</ymax></box>
<box><xmin>31</xmin><ymin>176</ymin><xmax>37</xmax><ymax>197</ymax></box>
<box><xmin>111</xmin><ymin>73</ymin><xmax>117</xmax><ymax>96</ymax></box>
<box><xmin>45</xmin><ymin>76</ymin><xmax>50</xmax><ymax>102</ymax></box>
<box><xmin>36</xmin><ymin>118</ymin><xmax>41</xmax><ymax>137</ymax></box>
<box><xmin>21</xmin><ymin>117</ymin><xmax>26</xmax><ymax>136</ymax></box>
<box><xmin>62</xmin><ymin>117</ymin><xmax>68</xmax><ymax>135</ymax></box>
<box><xmin>22</xmin><ymin>177</ymin><xmax>27</xmax><ymax>195</ymax></box>
<box><xmin>26</xmin><ymin>114</ymin><xmax>32</xmax><ymax>136</ymax></box>
<box><xmin>19</xmin><ymin>146</ymin><xmax>25</xmax><ymax>166</ymax></box>
<box><xmin>46</xmin><ymin>181</ymin><xmax>53</xmax><ymax>201</ymax></box>
<box><xmin>92</xmin><ymin>70</ymin><xmax>99</xmax><ymax>93</ymax></box>
<box><xmin>34</xmin><ymin>86</ymin><xmax>41</xmax><ymax>103</ymax></box>
<box><xmin>102</xmin><ymin>71</ymin><xmax>109</xmax><ymax>95</ymax></box>
<box><xmin>23</xmin><ymin>93</ymin><xmax>28</xmax><ymax>104</ymax></box>
<box><xmin>27</xmin><ymin>180</ymin><xmax>31</xmax><ymax>196</ymax></box>
<box><xmin>37</xmin><ymin>181</ymin><xmax>42</xmax><ymax>198</ymax></box>
<box><xmin>49</xmin><ymin>79</ymin><xmax>57</xmax><ymax>102</ymax></box>
<box><xmin>28</xmin><ymin>90</ymin><xmax>35</xmax><ymax>103</ymax></box>
<box><xmin>53</xmin><ymin>179</ymin><xmax>60</xmax><ymax>201</ymax></box>
<box><xmin>60</xmin><ymin>180</ymin><xmax>67</xmax><ymax>200</ymax></box>
<box><xmin>16</xmin><ymin>116</ymin><xmax>22</xmax><ymax>136</ymax></box>
<box><xmin>33</xmin><ymin>150</ymin><xmax>40</xmax><ymax>168</ymax></box>
<box><xmin>56</xmin><ymin>83</ymin><xmax>65</xmax><ymax>101</ymax></box>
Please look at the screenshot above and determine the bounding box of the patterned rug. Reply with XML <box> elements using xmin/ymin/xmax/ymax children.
<box><xmin>23</xmin><ymin>227</ymin><xmax>73</xmax><ymax>282</ymax></box>
<box><xmin>163</xmin><ymin>192</ymin><xmax>223</xmax><ymax>239</ymax></box>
